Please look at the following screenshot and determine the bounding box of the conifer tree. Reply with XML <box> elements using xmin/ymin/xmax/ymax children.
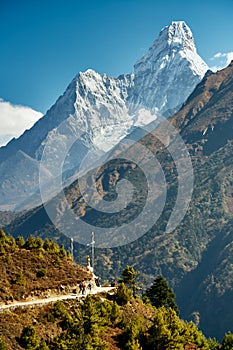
<box><xmin>121</xmin><ymin>266</ymin><xmax>140</xmax><ymax>296</ymax></box>
<box><xmin>145</xmin><ymin>275</ymin><xmax>179</xmax><ymax>314</ymax></box>
<box><xmin>16</xmin><ymin>236</ymin><xmax>25</xmax><ymax>248</ymax></box>
<box><xmin>115</xmin><ymin>282</ymin><xmax>132</xmax><ymax>305</ymax></box>
<box><xmin>221</xmin><ymin>331</ymin><xmax>233</xmax><ymax>350</ymax></box>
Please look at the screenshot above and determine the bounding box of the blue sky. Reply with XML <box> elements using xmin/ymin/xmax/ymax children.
<box><xmin>0</xmin><ymin>0</ymin><xmax>232</xmax><ymax>114</ymax></box>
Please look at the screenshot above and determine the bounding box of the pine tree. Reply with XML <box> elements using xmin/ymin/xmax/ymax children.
<box><xmin>221</xmin><ymin>331</ymin><xmax>233</xmax><ymax>350</ymax></box>
<box><xmin>121</xmin><ymin>266</ymin><xmax>140</xmax><ymax>296</ymax></box>
<box><xmin>115</xmin><ymin>282</ymin><xmax>132</xmax><ymax>305</ymax></box>
<box><xmin>146</xmin><ymin>307</ymin><xmax>209</xmax><ymax>350</ymax></box>
<box><xmin>145</xmin><ymin>275</ymin><xmax>179</xmax><ymax>314</ymax></box>
<box><xmin>122</xmin><ymin>266</ymin><xmax>138</xmax><ymax>285</ymax></box>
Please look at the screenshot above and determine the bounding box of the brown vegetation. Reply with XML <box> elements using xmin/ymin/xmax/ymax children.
<box><xmin>0</xmin><ymin>230</ymin><xmax>91</xmax><ymax>304</ymax></box>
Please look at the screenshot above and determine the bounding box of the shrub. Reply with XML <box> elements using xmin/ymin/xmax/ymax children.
<box><xmin>19</xmin><ymin>325</ymin><xmax>40</xmax><ymax>349</ymax></box>
<box><xmin>36</xmin><ymin>268</ymin><xmax>47</xmax><ymax>278</ymax></box>
<box><xmin>24</xmin><ymin>236</ymin><xmax>43</xmax><ymax>251</ymax></box>
<box><xmin>43</xmin><ymin>239</ymin><xmax>59</xmax><ymax>254</ymax></box>
<box><xmin>16</xmin><ymin>236</ymin><xmax>25</xmax><ymax>248</ymax></box>
<box><xmin>58</xmin><ymin>245</ymin><xmax>67</xmax><ymax>259</ymax></box>
<box><xmin>115</xmin><ymin>282</ymin><xmax>132</xmax><ymax>306</ymax></box>
<box><xmin>221</xmin><ymin>331</ymin><xmax>233</xmax><ymax>350</ymax></box>
<box><xmin>36</xmin><ymin>340</ymin><xmax>50</xmax><ymax>350</ymax></box>
<box><xmin>0</xmin><ymin>337</ymin><xmax>7</xmax><ymax>350</ymax></box>
<box><xmin>11</xmin><ymin>272</ymin><xmax>26</xmax><ymax>286</ymax></box>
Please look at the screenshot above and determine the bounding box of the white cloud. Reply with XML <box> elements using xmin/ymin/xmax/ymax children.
<box><xmin>213</xmin><ymin>52</ymin><xmax>222</xmax><ymax>58</ymax></box>
<box><xmin>0</xmin><ymin>99</ymin><xmax>43</xmax><ymax>146</ymax></box>
<box><xmin>210</xmin><ymin>51</ymin><xmax>233</xmax><ymax>72</ymax></box>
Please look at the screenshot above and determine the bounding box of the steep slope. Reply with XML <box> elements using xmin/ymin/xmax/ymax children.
<box><xmin>169</xmin><ymin>60</ymin><xmax>233</xmax><ymax>337</ymax></box>
<box><xmin>0</xmin><ymin>151</ymin><xmax>52</xmax><ymax>210</ymax></box>
<box><xmin>0</xmin><ymin>21</ymin><xmax>208</xmax><ymax>210</ymax></box>
<box><xmin>0</xmin><ymin>290</ymin><xmax>214</xmax><ymax>350</ymax></box>
<box><xmin>172</xmin><ymin>61</ymin><xmax>233</xmax><ymax>148</ymax></box>
<box><xmin>130</xmin><ymin>21</ymin><xmax>208</xmax><ymax>115</ymax></box>
<box><xmin>5</xmin><ymin>61</ymin><xmax>233</xmax><ymax>339</ymax></box>
<box><xmin>0</xmin><ymin>230</ymin><xmax>91</xmax><ymax>304</ymax></box>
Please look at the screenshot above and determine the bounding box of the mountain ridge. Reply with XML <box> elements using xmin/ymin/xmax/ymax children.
<box><xmin>0</xmin><ymin>20</ymin><xmax>208</xmax><ymax>210</ymax></box>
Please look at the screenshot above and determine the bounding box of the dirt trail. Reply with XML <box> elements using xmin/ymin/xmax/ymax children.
<box><xmin>0</xmin><ymin>286</ymin><xmax>115</xmax><ymax>311</ymax></box>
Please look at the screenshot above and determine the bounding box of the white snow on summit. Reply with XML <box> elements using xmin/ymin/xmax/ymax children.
<box><xmin>131</xmin><ymin>21</ymin><xmax>208</xmax><ymax>115</ymax></box>
<box><xmin>135</xmin><ymin>21</ymin><xmax>207</xmax><ymax>77</ymax></box>
<box><xmin>58</xmin><ymin>21</ymin><xmax>208</xmax><ymax>154</ymax></box>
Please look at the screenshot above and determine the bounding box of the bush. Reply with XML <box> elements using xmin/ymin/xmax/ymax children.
<box><xmin>36</xmin><ymin>340</ymin><xmax>50</xmax><ymax>350</ymax></box>
<box><xmin>0</xmin><ymin>337</ymin><xmax>7</xmax><ymax>350</ymax></box>
<box><xmin>43</xmin><ymin>239</ymin><xmax>59</xmax><ymax>254</ymax></box>
<box><xmin>24</xmin><ymin>236</ymin><xmax>43</xmax><ymax>251</ymax></box>
<box><xmin>19</xmin><ymin>325</ymin><xmax>40</xmax><ymax>349</ymax></box>
<box><xmin>16</xmin><ymin>236</ymin><xmax>25</xmax><ymax>248</ymax></box>
<box><xmin>11</xmin><ymin>272</ymin><xmax>26</xmax><ymax>286</ymax></box>
<box><xmin>0</xmin><ymin>228</ymin><xmax>16</xmax><ymax>253</ymax></box>
<box><xmin>36</xmin><ymin>268</ymin><xmax>47</xmax><ymax>278</ymax></box>
<box><xmin>99</xmin><ymin>300</ymin><xmax>122</xmax><ymax>326</ymax></box>
<box><xmin>52</xmin><ymin>258</ymin><xmax>62</xmax><ymax>268</ymax></box>
<box><xmin>221</xmin><ymin>331</ymin><xmax>233</xmax><ymax>350</ymax></box>
<box><xmin>115</xmin><ymin>282</ymin><xmax>132</xmax><ymax>306</ymax></box>
<box><xmin>58</xmin><ymin>245</ymin><xmax>67</xmax><ymax>259</ymax></box>
<box><xmin>123</xmin><ymin>315</ymin><xmax>144</xmax><ymax>350</ymax></box>
<box><xmin>207</xmin><ymin>337</ymin><xmax>221</xmax><ymax>349</ymax></box>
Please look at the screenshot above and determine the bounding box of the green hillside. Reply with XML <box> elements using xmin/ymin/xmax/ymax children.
<box><xmin>1</xmin><ymin>247</ymin><xmax>232</xmax><ymax>350</ymax></box>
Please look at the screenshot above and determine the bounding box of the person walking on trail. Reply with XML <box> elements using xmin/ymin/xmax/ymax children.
<box><xmin>79</xmin><ymin>282</ymin><xmax>83</xmax><ymax>294</ymax></box>
<box><xmin>82</xmin><ymin>281</ymin><xmax>86</xmax><ymax>295</ymax></box>
<box><xmin>88</xmin><ymin>282</ymin><xmax>92</xmax><ymax>292</ymax></box>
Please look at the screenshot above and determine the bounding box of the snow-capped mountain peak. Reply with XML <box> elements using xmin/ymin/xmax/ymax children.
<box><xmin>135</xmin><ymin>21</ymin><xmax>197</xmax><ymax>69</ymax></box>
<box><xmin>131</xmin><ymin>21</ymin><xmax>208</xmax><ymax>115</ymax></box>
<box><xmin>165</xmin><ymin>21</ymin><xmax>194</xmax><ymax>49</ymax></box>
<box><xmin>0</xmin><ymin>21</ymin><xmax>209</xmax><ymax>210</ymax></box>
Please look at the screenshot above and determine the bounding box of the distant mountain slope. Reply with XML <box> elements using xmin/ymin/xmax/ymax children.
<box><xmin>172</xmin><ymin>61</ymin><xmax>233</xmax><ymax>150</ymax></box>
<box><xmin>5</xmin><ymin>61</ymin><xmax>233</xmax><ymax>339</ymax></box>
<box><xmin>0</xmin><ymin>150</ymin><xmax>52</xmax><ymax>210</ymax></box>
<box><xmin>0</xmin><ymin>21</ymin><xmax>208</xmax><ymax>210</ymax></box>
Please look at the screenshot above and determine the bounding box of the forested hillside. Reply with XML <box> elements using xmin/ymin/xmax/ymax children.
<box><xmin>1</xmin><ymin>244</ymin><xmax>233</xmax><ymax>350</ymax></box>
